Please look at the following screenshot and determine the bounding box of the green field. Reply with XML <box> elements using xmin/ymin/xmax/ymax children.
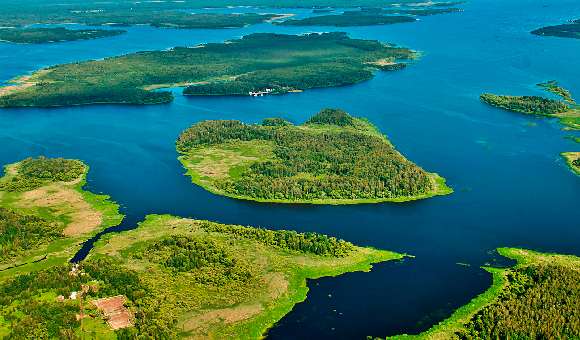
<box><xmin>176</xmin><ymin>109</ymin><xmax>452</xmax><ymax>204</ymax></box>
<box><xmin>0</xmin><ymin>32</ymin><xmax>414</xmax><ymax>107</ymax></box>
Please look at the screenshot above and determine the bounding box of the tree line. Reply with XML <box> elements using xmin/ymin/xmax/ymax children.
<box><xmin>200</xmin><ymin>220</ymin><xmax>355</xmax><ymax>257</ymax></box>
<box><xmin>480</xmin><ymin>93</ymin><xmax>570</xmax><ymax>116</ymax></box>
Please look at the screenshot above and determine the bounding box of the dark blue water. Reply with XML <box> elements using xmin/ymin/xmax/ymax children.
<box><xmin>2</xmin><ymin>0</ymin><xmax>580</xmax><ymax>338</ymax></box>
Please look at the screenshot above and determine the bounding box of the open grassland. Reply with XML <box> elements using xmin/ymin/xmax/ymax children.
<box><xmin>90</xmin><ymin>214</ymin><xmax>404</xmax><ymax>339</ymax></box>
<box><xmin>380</xmin><ymin>248</ymin><xmax>580</xmax><ymax>340</ymax></box>
<box><xmin>177</xmin><ymin>109</ymin><xmax>452</xmax><ymax>204</ymax></box>
<box><xmin>0</xmin><ymin>158</ymin><xmax>123</xmax><ymax>282</ymax></box>
<box><xmin>0</xmin><ymin>32</ymin><xmax>414</xmax><ymax>107</ymax></box>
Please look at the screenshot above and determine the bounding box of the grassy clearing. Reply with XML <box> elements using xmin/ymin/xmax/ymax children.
<box><xmin>90</xmin><ymin>214</ymin><xmax>403</xmax><ymax>339</ymax></box>
<box><xmin>0</xmin><ymin>160</ymin><xmax>123</xmax><ymax>281</ymax></box>
<box><xmin>380</xmin><ymin>248</ymin><xmax>580</xmax><ymax>340</ymax></box>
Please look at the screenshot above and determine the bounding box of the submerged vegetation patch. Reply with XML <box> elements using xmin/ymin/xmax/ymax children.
<box><xmin>176</xmin><ymin>108</ymin><xmax>451</xmax><ymax>204</ymax></box>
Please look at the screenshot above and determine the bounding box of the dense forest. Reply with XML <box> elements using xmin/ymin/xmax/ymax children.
<box><xmin>458</xmin><ymin>264</ymin><xmax>580</xmax><ymax>339</ymax></box>
<box><xmin>0</xmin><ymin>260</ymin><xmax>176</xmax><ymax>339</ymax></box>
<box><xmin>0</xmin><ymin>156</ymin><xmax>85</xmax><ymax>192</ymax></box>
<box><xmin>134</xmin><ymin>235</ymin><xmax>260</xmax><ymax>287</ymax></box>
<box><xmin>531</xmin><ymin>20</ymin><xmax>580</xmax><ymax>39</ymax></box>
<box><xmin>0</xmin><ymin>32</ymin><xmax>413</xmax><ymax>107</ymax></box>
<box><xmin>0</xmin><ymin>27</ymin><xmax>125</xmax><ymax>44</ymax></box>
<box><xmin>479</xmin><ymin>93</ymin><xmax>570</xmax><ymax>116</ymax></box>
<box><xmin>0</xmin><ymin>207</ymin><xmax>62</xmax><ymax>263</ymax></box>
<box><xmin>200</xmin><ymin>220</ymin><xmax>355</xmax><ymax>257</ymax></box>
<box><xmin>176</xmin><ymin>109</ymin><xmax>435</xmax><ymax>202</ymax></box>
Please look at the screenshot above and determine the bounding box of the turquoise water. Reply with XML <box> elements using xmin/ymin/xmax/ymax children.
<box><xmin>2</xmin><ymin>0</ymin><xmax>580</xmax><ymax>338</ymax></box>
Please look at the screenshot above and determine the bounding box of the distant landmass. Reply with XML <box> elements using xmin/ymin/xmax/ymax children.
<box><xmin>532</xmin><ymin>19</ymin><xmax>580</xmax><ymax>39</ymax></box>
<box><xmin>0</xmin><ymin>27</ymin><xmax>126</xmax><ymax>44</ymax></box>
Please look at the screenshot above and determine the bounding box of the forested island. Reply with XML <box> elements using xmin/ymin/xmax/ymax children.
<box><xmin>0</xmin><ymin>157</ymin><xmax>122</xmax><ymax>280</ymax></box>
<box><xmin>0</xmin><ymin>27</ymin><xmax>126</xmax><ymax>44</ymax></box>
<box><xmin>176</xmin><ymin>109</ymin><xmax>451</xmax><ymax>204</ymax></box>
<box><xmin>377</xmin><ymin>248</ymin><xmax>580</xmax><ymax>339</ymax></box>
<box><xmin>531</xmin><ymin>19</ymin><xmax>580</xmax><ymax>39</ymax></box>
<box><xmin>275</xmin><ymin>7</ymin><xmax>462</xmax><ymax>27</ymax></box>
<box><xmin>0</xmin><ymin>32</ymin><xmax>415</xmax><ymax>107</ymax></box>
<box><xmin>480</xmin><ymin>81</ymin><xmax>580</xmax><ymax>131</ymax></box>
<box><xmin>0</xmin><ymin>214</ymin><xmax>403</xmax><ymax>339</ymax></box>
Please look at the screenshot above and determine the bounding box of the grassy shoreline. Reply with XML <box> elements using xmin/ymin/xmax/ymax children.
<box><xmin>562</xmin><ymin>152</ymin><xmax>580</xmax><ymax>176</ymax></box>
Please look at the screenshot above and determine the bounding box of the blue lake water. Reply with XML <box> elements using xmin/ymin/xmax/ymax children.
<box><xmin>1</xmin><ymin>0</ymin><xmax>580</xmax><ymax>338</ymax></box>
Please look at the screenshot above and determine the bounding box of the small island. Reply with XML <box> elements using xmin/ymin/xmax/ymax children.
<box><xmin>0</xmin><ymin>214</ymin><xmax>404</xmax><ymax>338</ymax></box>
<box><xmin>0</xmin><ymin>32</ymin><xmax>416</xmax><ymax>107</ymax></box>
<box><xmin>531</xmin><ymin>19</ymin><xmax>580</xmax><ymax>39</ymax></box>
<box><xmin>480</xmin><ymin>81</ymin><xmax>580</xmax><ymax>131</ymax></box>
<box><xmin>176</xmin><ymin>109</ymin><xmax>451</xmax><ymax>204</ymax></box>
<box><xmin>0</xmin><ymin>27</ymin><xmax>126</xmax><ymax>44</ymax></box>
<box><xmin>0</xmin><ymin>156</ymin><xmax>122</xmax><ymax>281</ymax></box>
<box><xmin>377</xmin><ymin>247</ymin><xmax>580</xmax><ymax>339</ymax></box>
<box><xmin>562</xmin><ymin>152</ymin><xmax>580</xmax><ymax>176</ymax></box>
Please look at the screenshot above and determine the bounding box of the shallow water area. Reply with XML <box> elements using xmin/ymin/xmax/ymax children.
<box><xmin>1</xmin><ymin>0</ymin><xmax>580</xmax><ymax>338</ymax></box>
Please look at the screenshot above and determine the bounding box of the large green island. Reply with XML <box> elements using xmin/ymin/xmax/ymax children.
<box><xmin>0</xmin><ymin>27</ymin><xmax>126</xmax><ymax>44</ymax></box>
<box><xmin>0</xmin><ymin>32</ymin><xmax>415</xmax><ymax>107</ymax></box>
<box><xmin>176</xmin><ymin>109</ymin><xmax>452</xmax><ymax>204</ymax></box>
<box><xmin>378</xmin><ymin>247</ymin><xmax>580</xmax><ymax>339</ymax></box>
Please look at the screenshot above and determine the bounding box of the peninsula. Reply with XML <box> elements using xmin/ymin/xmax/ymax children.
<box><xmin>0</xmin><ymin>32</ymin><xmax>415</xmax><ymax>107</ymax></box>
<box><xmin>176</xmin><ymin>109</ymin><xmax>451</xmax><ymax>204</ymax></box>
<box><xmin>480</xmin><ymin>81</ymin><xmax>580</xmax><ymax>131</ymax></box>
<box><xmin>377</xmin><ymin>248</ymin><xmax>580</xmax><ymax>339</ymax></box>
<box><xmin>0</xmin><ymin>157</ymin><xmax>122</xmax><ymax>281</ymax></box>
<box><xmin>531</xmin><ymin>19</ymin><xmax>580</xmax><ymax>39</ymax></box>
<box><xmin>562</xmin><ymin>152</ymin><xmax>580</xmax><ymax>176</ymax></box>
<box><xmin>0</xmin><ymin>214</ymin><xmax>404</xmax><ymax>339</ymax></box>
<box><xmin>0</xmin><ymin>27</ymin><xmax>126</xmax><ymax>44</ymax></box>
